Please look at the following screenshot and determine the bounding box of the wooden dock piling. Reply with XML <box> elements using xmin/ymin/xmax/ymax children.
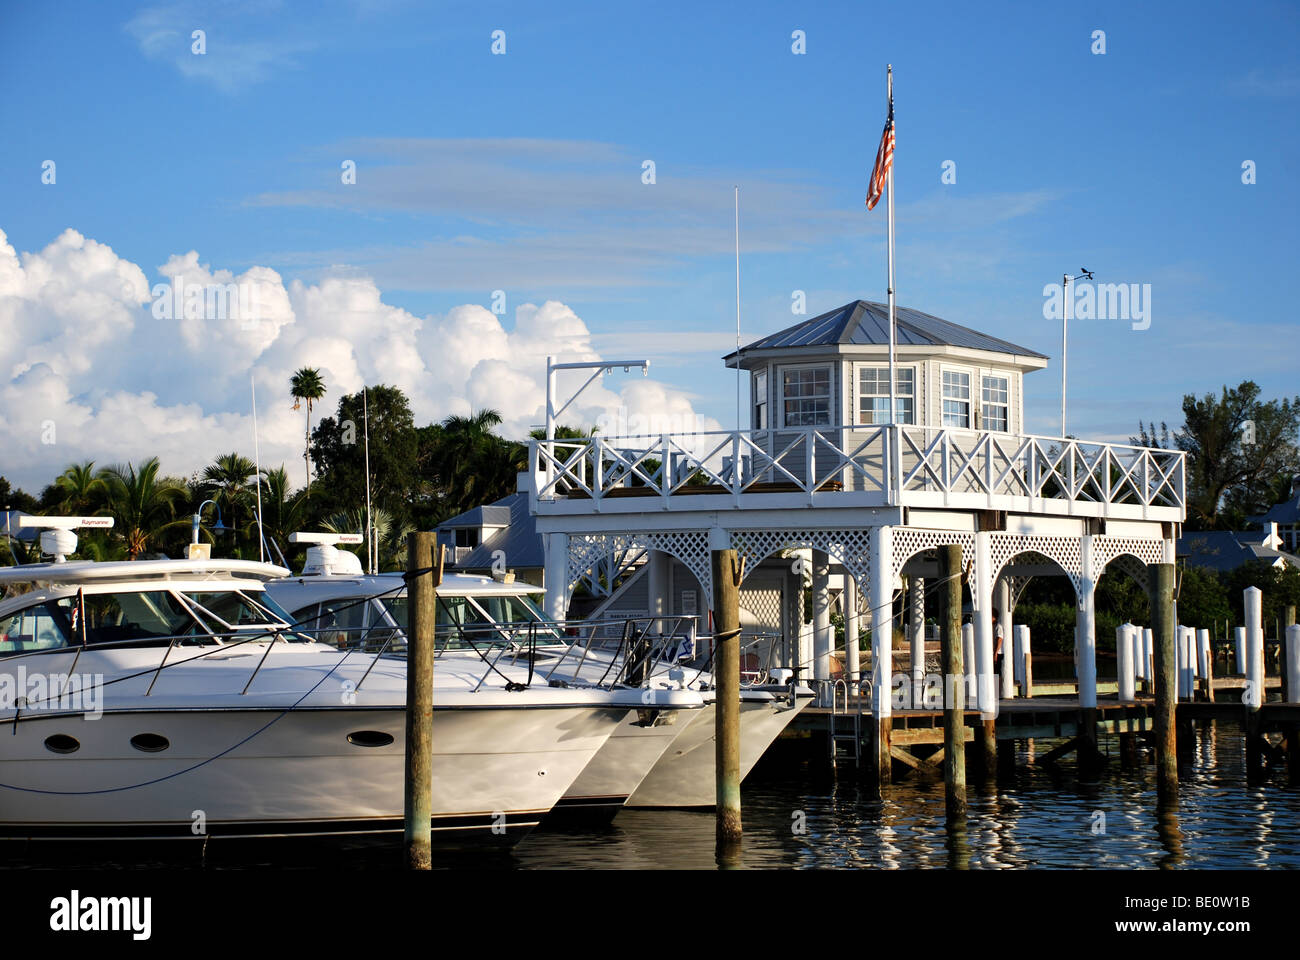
<box><xmin>404</xmin><ymin>532</ymin><xmax>441</xmax><ymax>870</ymax></box>
<box><xmin>1149</xmin><ymin>563</ymin><xmax>1177</xmax><ymax>799</ymax></box>
<box><xmin>938</xmin><ymin>544</ymin><xmax>966</xmax><ymax>819</ymax></box>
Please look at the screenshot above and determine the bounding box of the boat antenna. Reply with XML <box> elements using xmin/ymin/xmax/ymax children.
<box><xmin>251</xmin><ymin>373</ymin><xmax>265</xmax><ymax>563</ymax></box>
<box><xmin>363</xmin><ymin>385</ymin><xmax>374</xmax><ymax>574</ymax></box>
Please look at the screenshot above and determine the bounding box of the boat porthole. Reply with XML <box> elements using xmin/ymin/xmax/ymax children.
<box><xmin>129</xmin><ymin>733</ymin><xmax>170</xmax><ymax>753</ymax></box>
<box><xmin>44</xmin><ymin>734</ymin><xmax>80</xmax><ymax>754</ymax></box>
<box><xmin>346</xmin><ymin>730</ymin><xmax>394</xmax><ymax>748</ymax></box>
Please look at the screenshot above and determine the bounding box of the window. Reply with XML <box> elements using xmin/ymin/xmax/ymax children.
<box><xmin>857</xmin><ymin>366</ymin><xmax>915</xmax><ymax>425</ymax></box>
<box><xmin>982</xmin><ymin>375</ymin><xmax>1009</xmax><ymax>432</ymax></box>
<box><xmin>942</xmin><ymin>370</ymin><xmax>971</xmax><ymax>428</ymax></box>
<box><xmin>753</xmin><ymin>370</ymin><xmax>768</xmax><ymax>429</ymax></box>
<box><xmin>51</xmin><ymin>591</ymin><xmax>207</xmax><ymax>647</ymax></box>
<box><xmin>782</xmin><ymin>367</ymin><xmax>831</xmax><ymax>427</ymax></box>
<box><xmin>0</xmin><ymin>602</ymin><xmax>69</xmax><ymax>652</ymax></box>
<box><xmin>453</xmin><ymin>528</ymin><xmax>479</xmax><ymax>549</ymax></box>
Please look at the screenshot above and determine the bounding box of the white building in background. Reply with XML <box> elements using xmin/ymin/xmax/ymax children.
<box><xmin>531</xmin><ymin>299</ymin><xmax>1186</xmax><ymax>770</ymax></box>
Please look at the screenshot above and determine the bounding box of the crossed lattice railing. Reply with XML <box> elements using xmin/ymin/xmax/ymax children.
<box><xmin>531</xmin><ymin>425</ymin><xmax>1185</xmax><ymax>516</ymax></box>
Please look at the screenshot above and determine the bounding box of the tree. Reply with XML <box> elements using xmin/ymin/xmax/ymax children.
<box><xmin>425</xmin><ymin>410</ymin><xmax>527</xmax><ymax>520</ymax></box>
<box><xmin>310</xmin><ymin>385</ymin><xmax>420</xmax><ymax>524</ymax></box>
<box><xmin>201</xmin><ymin>453</ymin><xmax>258</xmax><ymax>550</ymax></box>
<box><xmin>258</xmin><ymin>465</ymin><xmax>309</xmax><ymax>561</ymax></box>
<box><xmin>45</xmin><ymin>461</ymin><xmax>107</xmax><ymax>516</ymax></box>
<box><xmin>98</xmin><ymin>458</ymin><xmax>189</xmax><ymax>559</ymax></box>
<box><xmin>0</xmin><ymin>477</ymin><xmax>40</xmax><ymax>514</ymax></box>
<box><xmin>1136</xmin><ymin>381</ymin><xmax>1300</xmax><ymax>530</ymax></box>
<box><xmin>290</xmin><ymin>367</ymin><xmax>326</xmax><ymax>491</ymax></box>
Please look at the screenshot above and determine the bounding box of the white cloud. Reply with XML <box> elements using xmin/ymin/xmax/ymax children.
<box><xmin>0</xmin><ymin>226</ymin><xmax>717</xmax><ymax>492</ymax></box>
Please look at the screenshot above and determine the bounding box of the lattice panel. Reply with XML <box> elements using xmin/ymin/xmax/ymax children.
<box><xmin>739</xmin><ymin>586</ymin><xmax>784</xmax><ymax>633</ymax></box>
<box><xmin>567</xmin><ymin>530</ymin><xmax>712</xmax><ymax>599</ymax></box>
<box><xmin>988</xmin><ymin>533</ymin><xmax>1084</xmax><ymax>597</ymax></box>
<box><xmin>890</xmin><ymin>528</ymin><xmax>976</xmax><ymax>582</ymax></box>
<box><xmin>1091</xmin><ymin>536</ymin><xmax>1168</xmax><ymax>583</ymax></box>
<box><xmin>730</xmin><ymin>528</ymin><xmax>873</xmax><ymax>596</ymax></box>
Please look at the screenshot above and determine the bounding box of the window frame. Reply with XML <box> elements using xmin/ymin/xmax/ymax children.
<box><xmin>980</xmin><ymin>373</ymin><xmax>1010</xmax><ymax>433</ymax></box>
<box><xmin>753</xmin><ymin>369</ymin><xmax>769</xmax><ymax>430</ymax></box>
<box><xmin>854</xmin><ymin>363</ymin><xmax>917</xmax><ymax>426</ymax></box>
<box><xmin>940</xmin><ymin>365</ymin><xmax>974</xmax><ymax>430</ymax></box>
<box><xmin>778</xmin><ymin>363</ymin><xmax>834</xmax><ymax>429</ymax></box>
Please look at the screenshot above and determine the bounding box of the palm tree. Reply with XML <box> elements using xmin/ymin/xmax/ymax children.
<box><xmin>201</xmin><ymin>453</ymin><xmax>258</xmax><ymax>550</ymax></box>
<box><xmin>259</xmin><ymin>465</ymin><xmax>308</xmax><ymax>558</ymax></box>
<box><xmin>52</xmin><ymin>461</ymin><xmax>107</xmax><ymax>516</ymax></box>
<box><xmin>98</xmin><ymin>458</ymin><xmax>189</xmax><ymax>559</ymax></box>
<box><xmin>323</xmin><ymin>507</ymin><xmax>410</xmax><ymax>572</ymax></box>
<box><xmin>290</xmin><ymin>367</ymin><xmax>326</xmax><ymax>491</ymax></box>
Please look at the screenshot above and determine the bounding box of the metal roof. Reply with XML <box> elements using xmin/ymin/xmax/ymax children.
<box><xmin>1176</xmin><ymin>531</ymin><xmax>1298</xmax><ymax>573</ymax></box>
<box><xmin>724</xmin><ymin>300</ymin><xmax>1049</xmax><ymax>361</ymax></box>
<box><xmin>455</xmin><ymin>493</ymin><xmax>544</xmax><ymax>571</ymax></box>
<box><xmin>437</xmin><ymin>503</ymin><xmax>513</xmax><ymax>529</ymax></box>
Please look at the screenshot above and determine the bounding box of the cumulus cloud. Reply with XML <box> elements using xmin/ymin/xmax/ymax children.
<box><xmin>0</xmin><ymin>227</ymin><xmax>718</xmax><ymax>492</ymax></box>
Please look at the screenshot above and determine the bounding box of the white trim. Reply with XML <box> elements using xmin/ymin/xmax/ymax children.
<box><xmin>853</xmin><ymin>361</ymin><xmax>917</xmax><ymax>426</ymax></box>
<box><xmin>939</xmin><ymin>363</ymin><xmax>975</xmax><ymax>431</ymax></box>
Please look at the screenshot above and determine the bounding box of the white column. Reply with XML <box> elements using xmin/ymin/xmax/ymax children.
<box><xmin>1234</xmin><ymin>626</ymin><xmax>1246</xmax><ymax>675</ymax></box>
<box><xmin>542</xmin><ymin>531</ymin><xmax>570</xmax><ymax>622</ymax></box>
<box><xmin>1244</xmin><ymin>587</ymin><xmax>1264</xmax><ymax>710</ymax></box>
<box><xmin>1117</xmin><ymin>623</ymin><xmax>1136</xmax><ymax>704</ymax></box>
<box><xmin>1143</xmin><ymin>628</ymin><xmax>1154</xmax><ymax>686</ymax></box>
<box><xmin>844</xmin><ymin>574</ymin><xmax>861</xmax><ymax>684</ymax></box>
<box><xmin>909</xmin><ymin>576</ymin><xmax>925</xmax><ymax>705</ymax></box>
<box><xmin>1076</xmin><ymin>535</ymin><xmax>1098</xmax><ymax>710</ymax></box>
<box><xmin>1134</xmin><ymin>625</ymin><xmax>1147</xmax><ymax>681</ymax></box>
<box><xmin>646</xmin><ymin>549</ymin><xmax>670</xmax><ymax>634</ymax></box>
<box><xmin>812</xmin><ymin>550</ymin><xmax>831</xmax><ymax>684</ymax></box>
<box><xmin>962</xmin><ymin>622</ymin><xmax>976</xmax><ymax>703</ymax></box>
<box><xmin>1286</xmin><ymin>624</ymin><xmax>1300</xmax><ymax>705</ymax></box>
<box><xmin>1014</xmin><ymin>624</ymin><xmax>1031</xmax><ymax>696</ymax></box>
<box><xmin>870</xmin><ymin>526</ymin><xmax>894</xmax><ymax>721</ymax></box>
<box><xmin>997</xmin><ymin>578</ymin><xmax>1014</xmax><ymax>699</ymax></box>
<box><xmin>1196</xmin><ymin>628</ymin><xmax>1211</xmax><ymax>684</ymax></box>
<box><xmin>974</xmin><ymin>531</ymin><xmax>996</xmax><ymax>715</ymax></box>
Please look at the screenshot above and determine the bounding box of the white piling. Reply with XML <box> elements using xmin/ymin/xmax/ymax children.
<box><xmin>1117</xmin><ymin>623</ymin><xmax>1136</xmax><ymax>704</ymax></box>
<box><xmin>1143</xmin><ymin>628</ymin><xmax>1154</xmax><ymax>687</ymax></box>
<box><xmin>1196</xmin><ymin>628</ymin><xmax>1211</xmax><ymax>684</ymax></box>
<box><xmin>1286</xmin><ymin>624</ymin><xmax>1300</xmax><ymax>705</ymax></box>
<box><xmin>1015</xmin><ymin>624</ymin><xmax>1032</xmax><ymax>698</ymax></box>
<box><xmin>1244</xmin><ymin>588</ymin><xmax>1264</xmax><ymax>710</ymax></box>
<box><xmin>1234</xmin><ymin>626</ymin><xmax>1246</xmax><ymax>675</ymax></box>
<box><xmin>1178</xmin><ymin>626</ymin><xmax>1196</xmax><ymax>700</ymax></box>
<box><xmin>962</xmin><ymin>622</ymin><xmax>976</xmax><ymax>703</ymax></box>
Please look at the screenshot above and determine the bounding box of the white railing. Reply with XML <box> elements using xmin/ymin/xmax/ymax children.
<box><xmin>531</xmin><ymin>425</ymin><xmax>1186</xmax><ymax>520</ymax></box>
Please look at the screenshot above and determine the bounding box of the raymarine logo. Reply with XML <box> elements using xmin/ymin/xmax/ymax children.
<box><xmin>0</xmin><ymin>667</ymin><xmax>102</xmax><ymax>719</ymax></box>
<box><xmin>49</xmin><ymin>890</ymin><xmax>151</xmax><ymax>940</ymax></box>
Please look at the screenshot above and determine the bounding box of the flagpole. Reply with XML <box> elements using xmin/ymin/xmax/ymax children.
<box><xmin>886</xmin><ymin>65</ymin><xmax>897</xmax><ymax>427</ymax></box>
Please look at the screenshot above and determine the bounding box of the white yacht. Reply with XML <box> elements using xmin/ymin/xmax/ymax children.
<box><xmin>265</xmin><ymin>539</ymin><xmax>809</xmax><ymax>814</ymax></box>
<box><xmin>0</xmin><ymin>520</ymin><xmax>667</xmax><ymax>842</ymax></box>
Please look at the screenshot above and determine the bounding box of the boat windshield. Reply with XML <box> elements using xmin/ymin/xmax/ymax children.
<box><xmin>53</xmin><ymin>590</ymin><xmax>210</xmax><ymax>647</ymax></box>
<box><xmin>181</xmin><ymin>591</ymin><xmax>289</xmax><ymax>631</ymax></box>
<box><xmin>376</xmin><ymin>593</ymin><xmax>560</xmax><ymax>648</ymax></box>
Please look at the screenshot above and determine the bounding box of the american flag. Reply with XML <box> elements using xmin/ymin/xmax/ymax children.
<box><xmin>865</xmin><ymin>101</ymin><xmax>895</xmax><ymax>211</ymax></box>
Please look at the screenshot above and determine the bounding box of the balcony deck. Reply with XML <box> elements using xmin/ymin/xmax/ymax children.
<box><xmin>531</xmin><ymin>425</ymin><xmax>1186</xmax><ymax>523</ymax></box>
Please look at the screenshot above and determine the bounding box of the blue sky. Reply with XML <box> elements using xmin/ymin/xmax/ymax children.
<box><xmin>1</xmin><ymin>0</ymin><xmax>1297</xmax><ymax>489</ymax></box>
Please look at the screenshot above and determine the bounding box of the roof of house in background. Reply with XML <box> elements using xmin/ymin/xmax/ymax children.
<box><xmin>1177</xmin><ymin>530</ymin><xmax>1299</xmax><ymax>573</ymax></box>
<box><xmin>1250</xmin><ymin>487</ymin><xmax>1300</xmax><ymax>526</ymax></box>
<box><xmin>437</xmin><ymin>502</ymin><xmax>513</xmax><ymax>529</ymax></box>
<box><xmin>453</xmin><ymin>493</ymin><xmax>544</xmax><ymax>571</ymax></box>
<box><xmin>724</xmin><ymin>300</ymin><xmax>1049</xmax><ymax>362</ymax></box>
<box><xmin>0</xmin><ymin>511</ymin><xmax>37</xmax><ymax>542</ymax></box>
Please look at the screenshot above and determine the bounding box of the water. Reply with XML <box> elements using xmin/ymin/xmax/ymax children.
<box><xmin>7</xmin><ymin>723</ymin><xmax>1296</xmax><ymax>869</ymax></box>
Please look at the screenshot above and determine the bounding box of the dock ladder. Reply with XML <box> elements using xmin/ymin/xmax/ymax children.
<box><xmin>827</xmin><ymin>679</ymin><xmax>861</xmax><ymax>770</ymax></box>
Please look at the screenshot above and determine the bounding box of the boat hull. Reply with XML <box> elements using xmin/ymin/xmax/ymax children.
<box><xmin>624</xmin><ymin>693</ymin><xmax>811</xmax><ymax>809</ymax></box>
<box><xmin>0</xmin><ymin>703</ymin><xmax>623</xmax><ymax>841</ymax></box>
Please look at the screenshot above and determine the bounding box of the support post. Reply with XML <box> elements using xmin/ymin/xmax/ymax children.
<box><xmin>997</xmin><ymin>579</ymin><xmax>1014</xmax><ymax>699</ymax></box>
<box><xmin>1076</xmin><ymin>536</ymin><xmax>1100</xmax><ymax>776</ymax></box>
<box><xmin>646</xmin><ymin>549</ymin><xmax>669</xmax><ymax>636</ymax></box>
<box><xmin>1143</xmin><ymin>628</ymin><xmax>1154</xmax><ymax>694</ymax></box>
<box><xmin>869</xmin><ymin>526</ymin><xmax>894</xmax><ymax>787</ymax></box>
<box><xmin>1234</xmin><ymin>626</ymin><xmax>1246</xmax><ymax>676</ymax></box>
<box><xmin>812</xmin><ymin>550</ymin><xmax>831</xmax><ymax>689</ymax></box>
<box><xmin>543</xmin><ymin>531</ymin><xmax>569</xmax><ymax>623</ymax></box>
<box><xmin>1149</xmin><ymin>563</ymin><xmax>1177</xmax><ymax>798</ymax></box>
<box><xmin>1283</xmin><ymin>607</ymin><xmax>1296</xmax><ymax>702</ymax></box>
<box><xmin>1015</xmin><ymin>624</ymin><xmax>1032</xmax><ymax>698</ymax></box>
<box><xmin>1117</xmin><ymin>623</ymin><xmax>1136</xmax><ymax>704</ymax></box>
<box><xmin>1198</xmin><ymin>627</ymin><xmax>1214</xmax><ymax>703</ymax></box>
<box><xmin>845</xmin><ymin>573</ymin><xmax>861</xmax><ymax>685</ymax></box>
<box><xmin>939</xmin><ymin>545</ymin><xmax>966</xmax><ymax>819</ymax></box>
<box><xmin>405</xmin><ymin>533</ymin><xmax>441</xmax><ymax>869</ymax></box>
<box><xmin>1244</xmin><ymin>586</ymin><xmax>1265</xmax><ymax>781</ymax></box>
<box><xmin>909</xmin><ymin>576</ymin><xmax>925</xmax><ymax>708</ymax></box>
<box><xmin>1286</xmin><ymin>624</ymin><xmax>1300</xmax><ymax>705</ymax></box>
<box><xmin>711</xmin><ymin>538</ymin><xmax>743</xmax><ymax>846</ymax></box>
<box><xmin>962</xmin><ymin>623</ymin><xmax>976</xmax><ymax>707</ymax></box>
